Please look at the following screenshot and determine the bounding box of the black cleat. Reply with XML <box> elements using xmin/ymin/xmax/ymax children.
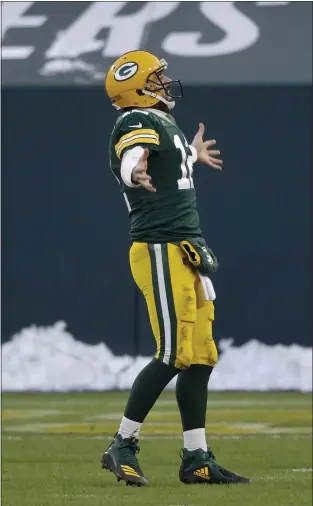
<box><xmin>101</xmin><ymin>433</ymin><xmax>148</xmax><ymax>487</ymax></box>
<box><xmin>179</xmin><ymin>448</ymin><xmax>251</xmax><ymax>485</ymax></box>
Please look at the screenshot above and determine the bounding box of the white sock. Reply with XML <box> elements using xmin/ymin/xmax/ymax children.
<box><xmin>118</xmin><ymin>416</ymin><xmax>142</xmax><ymax>439</ymax></box>
<box><xmin>183</xmin><ymin>428</ymin><xmax>207</xmax><ymax>451</ymax></box>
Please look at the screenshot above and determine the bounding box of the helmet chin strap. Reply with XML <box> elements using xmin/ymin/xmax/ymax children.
<box><xmin>142</xmin><ymin>90</ymin><xmax>175</xmax><ymax>110</ymax></box>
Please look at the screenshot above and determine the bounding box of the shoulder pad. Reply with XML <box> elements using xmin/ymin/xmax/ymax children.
<box><xmin>113</xmin><ymin>110</ymin><xmax>162</xmax><ymax>159</ymax></box>
<box><xmin>115</xmin><ymin>109</ymin><xmax>160</xmax><ymax>133</ymax></box>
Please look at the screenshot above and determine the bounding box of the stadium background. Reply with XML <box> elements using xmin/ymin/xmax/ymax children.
<box><xmin>2</xmin><ymin>1</ymin><xmax>312</xmax><ymax>390</ymax></box>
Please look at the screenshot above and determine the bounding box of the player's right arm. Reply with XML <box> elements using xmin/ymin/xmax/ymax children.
<box><xmin>112</xmin><ymin>111</ymin><xmax>161</xmax><ymax>192</ymax></box>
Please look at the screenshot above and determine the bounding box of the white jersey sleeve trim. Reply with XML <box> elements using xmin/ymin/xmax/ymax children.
<box><xmin>189</xmin><ymin>145</ymin><xmax>198</xmax><ymax>164</ymax></box>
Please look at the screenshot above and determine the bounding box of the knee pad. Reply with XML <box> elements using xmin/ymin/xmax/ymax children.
<box><xmin>175</xmin><ymin>321</ymin><xmax>194</xmax><ymax>369</ymax></box>
<box><xmin>207</xmin><ymin>300</ymin><xmax>215</xmax><ymax>322</ymax></box>
<box><xmin>191</xmin><ymin>301</ymin><xmax>218</xmax><ymax>367</ymax></box>
<box><xmin>175</xmin><ymin>285</ymin><xmax>197</xmax><ymax>369</ymax></box>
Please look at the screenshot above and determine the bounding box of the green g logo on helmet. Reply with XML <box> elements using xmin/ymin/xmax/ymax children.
<box><xmin>114</xmin><ymin>62</ymin><xmax>139</xmax><ymax>81</ymax></box>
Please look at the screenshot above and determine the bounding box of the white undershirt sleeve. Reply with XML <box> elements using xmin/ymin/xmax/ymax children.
<box><xmin>120</xmin><ymin>146</ymin><xmax>145</xmax><ymax>187</ymax></box>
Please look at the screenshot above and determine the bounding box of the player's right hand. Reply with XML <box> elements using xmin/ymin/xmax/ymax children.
<box><xmin>132</xmin><ymin>148</ymin><xmax>157</xmax><ymax>192</ymax></box>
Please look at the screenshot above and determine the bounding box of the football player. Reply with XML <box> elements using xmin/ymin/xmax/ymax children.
<box><xmin>102</xmin><ymin>50</ymin><xmax>250</xmax><ymax>486</ymax></box>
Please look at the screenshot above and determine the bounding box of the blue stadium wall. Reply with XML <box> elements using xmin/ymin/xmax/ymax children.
<box><xmin>2</xmin><ymin>85</ymin><xmax>312</xmax><ymax>354</ymax></box>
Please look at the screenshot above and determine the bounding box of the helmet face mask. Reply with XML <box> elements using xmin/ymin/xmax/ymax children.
<box><xmin>105</xmin><ymin>51</ymin><xmax>183</xmax><ymax>111</ymax></box>
<box><xmin>146</xmin><ymin>71</ymin><xmax>184</xmax><ymax>100</ymax></box>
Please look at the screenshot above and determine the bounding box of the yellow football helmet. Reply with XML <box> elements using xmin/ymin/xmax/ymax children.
<box><xmin>105</xmin><ymin>50</ymin><xmax>183</xmax><ymax>110</ymax></box>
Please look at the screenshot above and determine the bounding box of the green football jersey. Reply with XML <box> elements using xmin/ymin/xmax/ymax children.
<box><xmin>109</xmin><ymin>108</ymin><xmax>202</xmax><ymax>243</ymax></box>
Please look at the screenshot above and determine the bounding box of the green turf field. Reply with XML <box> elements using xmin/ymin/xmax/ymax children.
<box><xmin>2</xmin><ymin>391</ymin><xmax>312</xmax><ymax>506</ymax></box>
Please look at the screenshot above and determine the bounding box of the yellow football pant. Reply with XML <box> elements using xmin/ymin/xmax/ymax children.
<box><xmin>129</xmin><ymin>242</ymin><xmax>218</xmax><ymax>370</ymax></box>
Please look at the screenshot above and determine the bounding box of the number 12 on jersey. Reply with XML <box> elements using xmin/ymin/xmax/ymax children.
<box><xmin>174</xmin><ymin>134</ymin><xmax>194</xmax><ymax>190</ymax></box>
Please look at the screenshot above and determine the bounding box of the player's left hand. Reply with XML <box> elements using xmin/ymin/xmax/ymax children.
<box><xmin>192</xmin><ymin>123</ymin><xmax>223</xmax><ymax>170</ymax></box>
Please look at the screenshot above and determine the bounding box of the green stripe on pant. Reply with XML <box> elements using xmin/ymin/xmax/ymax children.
<box><xmin>148</xmin><ymin>244</ymin><xmax>177</xmax><ymax>366</ymax></box>
<box><xmin>148</xmin><ymin>244</ymin><xmax>165</xmax><ymax>362</ymax></box>
<box><xmin>160</xmin><ymin>244</ymin><xmax>177</xmax><ymax>367</ymax></box>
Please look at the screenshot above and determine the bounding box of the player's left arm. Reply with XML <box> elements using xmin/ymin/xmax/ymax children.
<box><xmin>190</xmin><ymin>123</ymin><xmax>223</xmax><ymax>170</ymax></box>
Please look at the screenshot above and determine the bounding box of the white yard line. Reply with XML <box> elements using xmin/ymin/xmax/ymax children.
<box><xmin>53</xmin><ymin>494</ymin><xmax>96</xmax><ymax>499</ymax></box>
<box><xmin>4</xmin><ymin>420</ymin><xmax>311</xmax><ymax>436</ymax></box>
<box><xmin>109</xmin><ymin>399</ymin><xmax>312</xmax><ymax>408</ymax></box>
<box><xmin>3</xmin><ymin>409</ymin><xmax>73</xmax><ymax>419</ymax></box>
<box><xmin>2</xmin><ymin>433</ymin><xmax>312</xmax><ymax>441</ymax></box>
<box><xmin>3</xmin><ymin>397</ymin><xmax>311</xmax><ymax>410</ymax></box>
<box><xmin>255</xmin><ymin>470</ymin><xmax>313</xmax><ymax>480</ymax></box>
<box><xmin>286</xmin><ymin>468</ymin><xmax>312</xmax><ymax>472</ymax></box>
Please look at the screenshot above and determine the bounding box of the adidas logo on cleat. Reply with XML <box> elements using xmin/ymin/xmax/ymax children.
<box><xmin>120</xmin><ymin>465</ymin><xmax>140</xmax><ymax>478</ymax></box>
<box><xmin>193</xmin><ymin>467</ymin><xmax>210</xmax><ymax>480</ymax></box>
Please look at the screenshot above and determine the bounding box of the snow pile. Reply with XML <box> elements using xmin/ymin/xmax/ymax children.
<box><xmin>2</xmin><ymin>322</ymin><xmax>312</xmax><ymax>392</ymax></box>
